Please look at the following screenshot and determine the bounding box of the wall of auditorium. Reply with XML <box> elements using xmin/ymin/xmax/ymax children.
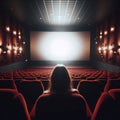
<box><xmin>94</xmin><ymin>12</ymin><xmax>120</xmax><ymax>67</ymax></box>
<box><xmin>0</xmin><ymin>10</ymin><xmax>27</xmax><ymax>66</ymax></box>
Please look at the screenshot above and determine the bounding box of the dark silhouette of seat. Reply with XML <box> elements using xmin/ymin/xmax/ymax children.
<box><xmin>17</xmin><ymin>80</ymin><xmax>44</xmax><ymax>112</ymax></box>
<box><xmin>77</xmin><ymin>80</ymin><xmax>106</xmax><ymax>112</ymax></box>
<box><xmin>104</xmin><ymin>79</ymin><xmax>120</xmax><ymax>91</ymax></box>
<box><xmin>91</xmin><ymin>89</ymin><xmax>120</xmax><ymax>120</ymax></box>
<box><xmin>0</xmin><ymin>89</ymin><xmax>31</xmax><ymax>120</ymax></box>
<box><xmin>31</xmin><ymin>93</ymin><xmax>91</xmax><ymax>120</ymax></box>
<box><xmin>0</xmin><ymin>79</ymin><xmax>17</xmax><ymax>89</ymax></box>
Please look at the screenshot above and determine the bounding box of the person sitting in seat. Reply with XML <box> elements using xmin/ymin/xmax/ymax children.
<box><xmin>31</xmin><ymin>64</ymin><xmax>91</xmax><ymax>120</ymax></box>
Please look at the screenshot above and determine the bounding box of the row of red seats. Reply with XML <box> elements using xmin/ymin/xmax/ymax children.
<box><xmin>0</xmin><ymin>67</ymin><xmax>120</xmax><ymax>120</ymax></box>
<box><xmin>0</xmin><ymin>77</ymin><xmax>120</xmax><ymax>112</ymax></box>
<box><xmin>0</xmin><ymin>78</ymin><xmax>120</xmax><ymax>120</ymax></box>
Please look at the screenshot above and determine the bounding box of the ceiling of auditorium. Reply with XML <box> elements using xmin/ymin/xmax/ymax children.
<box><xmin>0</xmin><ymin>0</ymin><xmax>120</xmax><ymax>30</ymax></box>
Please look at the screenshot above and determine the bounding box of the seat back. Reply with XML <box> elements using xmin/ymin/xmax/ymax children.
<box><xmin>104</xmin><ymin>79</ymin><xmax>120</xmax><ymax>91</ymax></box>
<box><xmin>77</xmin><ymin>80</ymin><xmax>106</xmax><ymax>112</ymax></box>
<box><xmin>31</xmin><ymin>93</ymin><xmax>91</xmax><ymax>120</ymax></box>
<box><xmin>0</xmin><ymin>79</ymin><xmax>17</xmax><ymax>89</ymax></box>
<box><xmin>0</xmin><ymin>89</ymin><xmax>30</xmax><ymax>120</ymax></box>
<box><xmin>17</xmin><ymin>80</ymin><xmax>44</xmax><ymax>112</ymax></box>
<box><xmin>91</xmin><ymin>89</ymin><xmax>120</xmax><ymax>120</ymax></box>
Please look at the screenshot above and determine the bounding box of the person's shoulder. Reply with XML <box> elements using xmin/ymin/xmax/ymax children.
<box><xmin>71</xmin><ymin>88</ymin><xmax>79</xmax><ymax>94</ymax></box>
<box><xmin>71</xmin><ymin>89</ymin><xmax>85</xmax><ymax>100</ymax></box>
<box><xmin>38</xmin><ymin>91</ymin><xmax>51</xmax><ymax>100</ymax></box>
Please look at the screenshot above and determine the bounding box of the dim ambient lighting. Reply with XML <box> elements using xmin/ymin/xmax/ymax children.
<box><xmin>6</xmin><ymin>26</ymin><xmax>10</xmax><ymax>32</ymax></box>
<box><xmin>104</xmin><ymin>31</ymin><xmax>108</xmax><ymax>35</ymax></box>
<box><xmin>110</xmin><ymin>27</ymin><xmax>115</xmax><ymax>32</ymax></box>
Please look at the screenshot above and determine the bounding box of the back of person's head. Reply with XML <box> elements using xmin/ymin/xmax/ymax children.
<box><xmin>49</xmin><ymin>64</ymin><xmax>72</xmax><ymax>94</ymax></box>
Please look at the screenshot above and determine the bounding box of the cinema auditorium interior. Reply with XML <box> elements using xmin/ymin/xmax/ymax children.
<box><xmin>0</xmin><ymin>0</ymin><xmax>120</xmax><ymax>120</ymax></box>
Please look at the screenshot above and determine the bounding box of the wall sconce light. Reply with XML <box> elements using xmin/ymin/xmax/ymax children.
<box><xmin>13</xmin><ymin>30</ymin><xmax>17</xmax><ymax>35</ymax></box>
<box><xmin>13</xmin><ymin>46</ymin><xmax>18</xmax><ymax>51</ymax></box>
<box><xmin>6</xmin><ymin>26</ymin><xmax>10</xmax><ymax>32</ymax></box>
<box><xmin>104</xmin><ymin>31</ymin><xmax>108</xmax><ymax>35</ymax></box>
<box><xmin>18</xmin><ymin>32</ymin><xmax>21</xmax><ymax>35</ymax></box>
<box><xmin>19</xmin><ymin>47</ymin><xmax>23</xmax><ymax>53</ymax></box>
<box><xmin>110</xmin><ymin>27</ymin><xmax>115</xmax><ymax>32</ymax></box>
<box><xmin>100</xmin><ymin>32</ymin><xmax>102</xmax><ymax>35</ymax></box>
<box><xmin>13</xmin><ymin>45</ymin><xmax>18</xmax><ymax>54</ymax></box>
<box><xmin>98</xmin><ymin>46</ymin><xmax>102</xmax><ymax>51</ymax></box>
<box><xmin>118</xmin><ymin>48</ymin><xmax>120</xmax><ymax>54</ymax></box>
<box><xmin>99</xmin><ymin>35</ymin><xmax>102</xmax><ymax>39</ymax></box>
<box><xmin>108</xmin><ymin>45</ymin><xmax>113</xmax><ymax>50</ymax></box>
<box><xmin>23</xmin><ymin>41</ymin><xmax>26</xmax><ymax>45</ymax></box>
<box><xmin>0</xmin><ymin>48</ymin><xmax>2</xmax><ymax>54</ymax></box>
<box><xmin>7</xmin><ymin>45</ymin><xmax>12</xmax><ymax>51</ymax></box>
<box><xmin>7</xmin><ymin>45</ymin><xmax>12</xmax><ymax>54</ymax></box>
<box><xmin>18</xmin><ymin>35</ymin><xmax>21</xmax><ymax>39</ymax></box>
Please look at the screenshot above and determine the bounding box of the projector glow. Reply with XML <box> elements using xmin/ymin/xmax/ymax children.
<box><xmin>30</xmin><ymin>32</ymin><xmax>90</xmax><ymax>61</ymax></box>
<box><xmin>38</xmin><ymin>32</ymin><xmax>82</xmax><ymax>60</ymax></box>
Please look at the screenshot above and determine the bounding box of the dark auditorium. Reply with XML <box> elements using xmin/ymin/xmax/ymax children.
<box><xmin>0</xmin><ymin>0</ymin><xmax>120</xmax><ymax>120</ymax></box>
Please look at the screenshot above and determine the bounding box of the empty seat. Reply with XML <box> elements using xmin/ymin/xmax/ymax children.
<box><xmin>17</xmin><ymin>80</ymin><xmax>44</xmax><ymax>112</ymax></box>
<box><xmin>0</xmin><ymin>89</ymin><xmax>31</xmax><ymax>120</ymax></box>
<box><xmin>91</xmin><ymin>89</ymin><xmax>120</xmax><ymax>120</ymax></box>
<box><xmin>0</xmin><ymin>79</ymin><xmax>17</xmax><ymax>89</ymax></box>
<box><xmin>77</xmin><ymin>80</ymin><xmax>106</xmax><ymax>112</ymax></box>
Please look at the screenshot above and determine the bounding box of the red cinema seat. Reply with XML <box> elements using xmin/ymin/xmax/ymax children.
<box><xmin>91</xmin><ymin>89</ymin><xmax>120</xmax><ymax>120</ymax></box>
<box><xmin>0</xmin><ymin>79</ymin><xmax>17</xmax><ymax>89</ymax></box>
<box><xmin>17</xmin><ymin>80</ymin><xmax>44</xmax><ymax>112</ymax></box>
<box><xmin>31</xmin><ymin>93</ymin><xmax>91</xmax><ymax>120</ymax></box>
<box><xmin>77</xmin><ymin>80</ymin><xmax>106</xmax><ymax>112</ymax></box>
<box><xmin>0</xmin><ymin>89</ymin><xmax>31</xmax><ymax>120</ymax></box>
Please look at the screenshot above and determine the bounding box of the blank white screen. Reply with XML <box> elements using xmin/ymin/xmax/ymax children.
<box><xmin>30</xmin><ymin>31</ymin><xmax>90</xmax><ymax>61</ymax></box>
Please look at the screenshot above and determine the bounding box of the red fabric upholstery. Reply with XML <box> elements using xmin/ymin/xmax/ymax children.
<box><xmin>31</xmin><ymin>93</ymin><xmax>91</xmax><ymax>120</ymax></box>
<box><xmin>77</xmin><ymin>80</ymin><xmax>106</xmax><ymax>112</ymax></box>
<box><xmin>0</xmin><ymin>79</ymin><xmax>17</xmax><ymax>89</ymax></box>
<box><xmin>0</xmin><ymin>89</ymin><xmax>31</xmax><ymax>120</ymax></box>
<box><xmin>17</xmin><ymin>80</ymin><xmax>44</xmax><ymax>112</ymax></box>
<box><xmin>91</xmin><ymin>89</ymin><xmax>120</xmax><ymax>120</ymax></box>
<box><xmin>104</xmin><ymin>79</ymin><xmax>120</xmax><ymax>91</ymax></box>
